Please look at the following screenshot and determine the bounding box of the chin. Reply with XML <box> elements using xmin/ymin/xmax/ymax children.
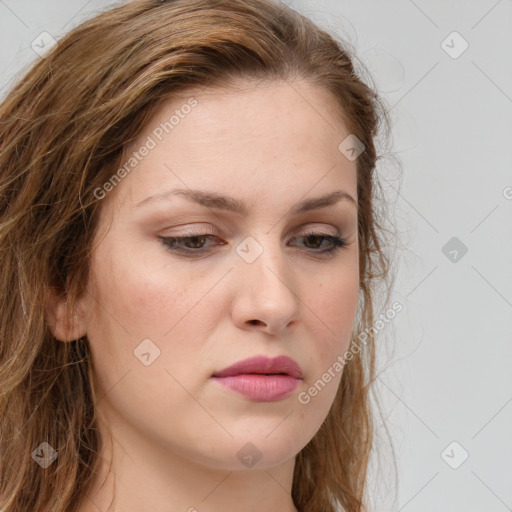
<box><xmin>175</xmin><ymin>431</ymin><xmax>304</xmax><ymax>472</ymax></box>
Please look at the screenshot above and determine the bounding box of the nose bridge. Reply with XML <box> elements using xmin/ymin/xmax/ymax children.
<box><xmin>237</xmin><ymin>234</ymin><xmax>289</xmax><ymax>288</ymax></box>
<box><xmin>232</xmin><ymin>234</ymin><xmax>299</xmax><ymax>331</ymax></box>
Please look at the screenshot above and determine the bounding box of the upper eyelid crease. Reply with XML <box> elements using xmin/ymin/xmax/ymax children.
<box><xmin>135</xmin><ymin>188</ymin><xmax>357</xmax><ymax>215</ymax></box>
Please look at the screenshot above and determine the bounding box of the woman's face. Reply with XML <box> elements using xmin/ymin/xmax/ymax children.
<box><xmin>74</xmin><ymin>79</ymin><xmax>360</xmax><ymax>472</ymax></box>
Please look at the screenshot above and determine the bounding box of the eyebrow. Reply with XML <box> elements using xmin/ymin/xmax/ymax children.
<box><xmin>135</xmin><ymin>188</ymin><xmax>357</xmax><ymax>215</ymax></box>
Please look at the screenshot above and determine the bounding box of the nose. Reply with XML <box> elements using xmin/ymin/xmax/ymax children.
<box><xmin>230</xmin><ymin>237</ymin><xmax>300</xmax><ymax>335</ymax></box>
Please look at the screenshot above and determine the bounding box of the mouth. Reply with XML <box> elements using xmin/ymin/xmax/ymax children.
<box><xmin>212</xmin><ymin>355</ymin><xmax>303</xmax><ymax>379</ymax></box>
<box><xmin>211</xmin><ymin>355</ymin><xmax>303</xmax><ymax>401</ymax></box>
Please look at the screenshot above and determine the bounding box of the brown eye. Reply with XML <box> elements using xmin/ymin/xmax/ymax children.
<box><xmin>159</xmin><ymin>234</ymin><xmax>222</xmax><ymax>252</ymax></box>
<box><xmin>293</xmin><ymin>232</ymin><xmax>347</xmax><ymax>254</ymax></box>
<box><xmin>158</xmin><ymin>231</ymin><xmax>347</xmax><ymax>257</ymax></box>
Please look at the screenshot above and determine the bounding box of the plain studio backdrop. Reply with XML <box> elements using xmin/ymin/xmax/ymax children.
<box><xmin>1</xmin><ymin>1</ymin><xmax>511</xmax><ymax>511</ymax></box>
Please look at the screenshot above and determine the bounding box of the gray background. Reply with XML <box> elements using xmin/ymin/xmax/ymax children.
<box><xmin>1</xmin><ymin>1</ymin><xmax>511</xmax><ymax>511</ymax></box>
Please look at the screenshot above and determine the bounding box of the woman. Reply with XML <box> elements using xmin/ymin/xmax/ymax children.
<box><xmin>0</xmin><ymin>0</ymin><xmax>393</xmax><ymax>511</ymax></box>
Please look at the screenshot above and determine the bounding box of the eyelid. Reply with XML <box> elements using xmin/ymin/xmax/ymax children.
<box><xmin>161</xmin><ymin>221</ymin><xmax>345</xmax><ymax>238</ymax></box>
<box><xmin>161</xmin><ymin>224</ymin><xmax>219</xmax><ymax>237</ymax></box>
<box><xmin>158</xmin><ymin>224</ymin><xmax>351</xmax><ymax>255</ymax></box>
<box><xmin>298</xmin><ymin>223</ymin><xmax>342</xmax><ymax>237</ymax></box>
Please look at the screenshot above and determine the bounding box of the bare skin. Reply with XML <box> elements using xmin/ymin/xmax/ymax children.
<box><xmin>48</xmin><ymin>79</ymin><xmax>360</xmax><ymax>512</ymax></box>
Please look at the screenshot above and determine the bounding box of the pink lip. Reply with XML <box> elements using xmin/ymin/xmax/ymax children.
<box><xmin>212</xmin><ymin>355</ymin><xmax>303</xmax><ymax>402</ymax></box>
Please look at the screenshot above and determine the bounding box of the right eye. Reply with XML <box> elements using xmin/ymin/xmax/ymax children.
<box><xmin>158</xmin><ymin>233</ymin><xmax>225</xmax><ymax>253</ymax></box>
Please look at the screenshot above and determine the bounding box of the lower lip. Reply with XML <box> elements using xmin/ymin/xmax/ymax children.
<box><xmin>212</xmin><ymin>374</ymin><xmax>300</xmax><ymax>401</ymax></box>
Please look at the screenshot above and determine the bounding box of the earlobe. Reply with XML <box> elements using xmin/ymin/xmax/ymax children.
<box><xmin>45</xmin><ymin>288</ymin><xmax>88</xmax><ymax>342</ymax></box>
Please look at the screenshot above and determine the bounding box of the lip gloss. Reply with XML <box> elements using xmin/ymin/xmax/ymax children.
<box><xmin>212</xmin><ymin>374</ymin><xmax>300</xmax><ymax>401</ymax></box>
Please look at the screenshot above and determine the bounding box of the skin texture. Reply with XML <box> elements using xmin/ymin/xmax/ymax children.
<box><xmin>48</xmin><ymin>79</ymin><xmax>360</xmax><ymax>512</ymax></box>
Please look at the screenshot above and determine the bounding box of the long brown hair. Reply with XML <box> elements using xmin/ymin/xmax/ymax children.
<box><xmin>0</xmin><ymin>1</ymin><xmax>393</xmax><ymax>510</ymax></box>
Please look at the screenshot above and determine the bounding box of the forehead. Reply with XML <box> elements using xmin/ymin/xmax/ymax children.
<box><xmin>108</xmin><ymin>79</ymin><xmax>357</xmax><ymax>213</ymax></box>
<box><xmin>132</xmin><ymin>78</ymin><xmax>350</xmax><ymax>145</ymax></box>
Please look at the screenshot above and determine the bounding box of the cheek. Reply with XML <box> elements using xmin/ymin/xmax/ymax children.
<box><xmin>84</xmin><ymin>250</ymin><xmax>211</xmax><ymax>417</ymax></box>
<box><xmin>309</xmin><ymin>268</ymin><xmax>359</xmax><ymax>344</ymax></box>
<box><xmin>300</xmin><ymin>266</ymin><xmax>359</xmax><ymax>408</ymax></box>
<box><xmin>85</xmin><ymin>244</ymin><xmax>222</xmax><ymax>390</ymax></box>
<box><xmin>297</xmin><ymin>295</ymin><xmax>358</xmax><ymax>437</ymax></box>
<box><xmin>89</xmin><ymin>248</ymin><xmax>191</xmax><ymax>341</ymax></box>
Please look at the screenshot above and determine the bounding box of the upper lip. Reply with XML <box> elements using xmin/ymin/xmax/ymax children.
<box><xmin>213</xmin><ymin>355</ymin><xmax>303</xmax><ymax>379</ymax></box>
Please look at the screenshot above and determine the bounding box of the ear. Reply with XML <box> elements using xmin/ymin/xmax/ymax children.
<box><xmin>45</xmin><ymin>287</ymin><xmax>88</xmax><ymax>342</ymax></box>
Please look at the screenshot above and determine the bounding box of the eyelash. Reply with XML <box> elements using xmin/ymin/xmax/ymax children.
<box><xmin>158</xmin><ymin>230</ymin><xmax>348</xmax><ymax>257</ymax></box>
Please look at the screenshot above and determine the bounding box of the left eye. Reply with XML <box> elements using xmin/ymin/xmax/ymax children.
<box><xmin>158</xmin><ymin>232</ymin><xmax>347</xmax><ymax>255</ymax></box>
